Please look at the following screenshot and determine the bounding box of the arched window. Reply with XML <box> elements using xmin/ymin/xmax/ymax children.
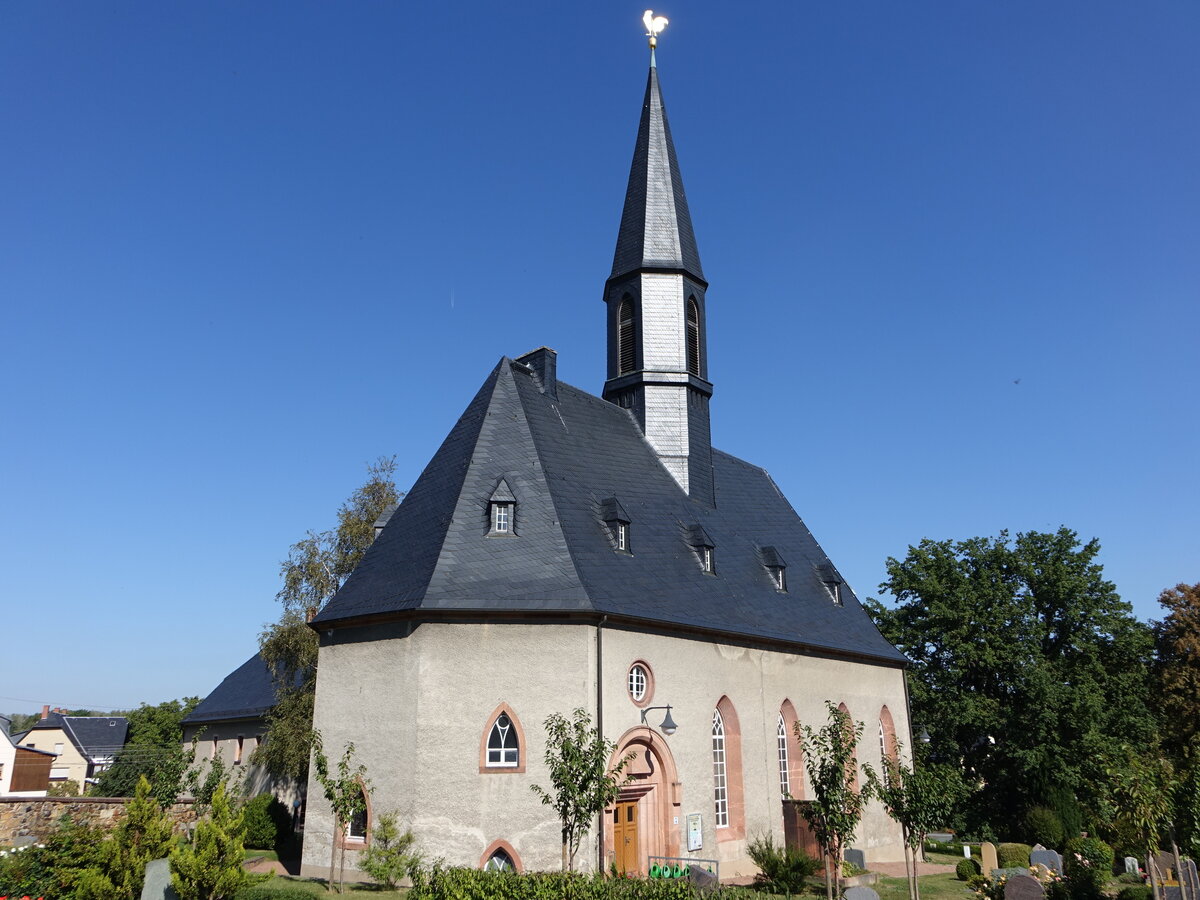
<box><xmin>879</xmin><ymin>705</ymin><xmax>899</xmax><ymax>777</ymax></box>
<box><xmin>484</xmin><ymin>848</ymin><xmax>514</xmax><ymax>871</ymax></box>
<box><xmin>776</xmin><ymin>714</ymin><xmax>790</xmax><ymax>799</ymax></box>
<box><xmin>618</xmin><ymin>297</ymin><xmax>635</xmax><ymax>375</ymax></box>
<box><xmin>336</xmin><ymin>782</ymin><xmax>371</xmax><ymax>849</ymax></box>
<box><xmin>480</xmin><ymin>704</ymin><xmax>526</xmax><ymax>773</ymax></box>
<box><xmin>487</xmin><ymin>713</ymin><xmax>519</xmax><ymax>767</ymax></box>
<box><xmin>686</xmin><ymin>298</ymin><xmax>700</xmax><ymax>376</ymax></box>
<box><xmin>479</xmin><ymin>839</ymin><xmax>524</xmax><ymax>873</ymax></box>
<box><xmin>838</xmin><ymin>702</ymin><xmax>860</xmax><ymax>791</ymax></box>
<box><xmin>779</xmin><ymin>699</ymin><xmax>804</xmax><ymax>800</ymax></box>
<box><xmin>712</xmin><ymin>708</ymin><xmax>728</xmax><ymax>827</ymax></box>
<box><xmin>712</xmin><ymin>696</ymin><xmax>745</xmax><ymax>839</ymax></box>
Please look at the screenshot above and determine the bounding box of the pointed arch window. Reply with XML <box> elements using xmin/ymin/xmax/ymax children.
<box><xmin>777</xmin><ymin>714</ymin><xmax>790</xmax><ymax>799</ymax></box>
<box><xmin>712</xmin><ymin>708</ymin><xmax>729</xmax><ymax>827</ymax></box>
<box><xmin>618</xmin><ymin>297</ymin><xmax>635</xmax><ymax>375</ymax></box>
<box><xmin>686</xmin><ymin>298</ymin><xmax>701</xmax><ymax>376</ymax></box>
<box><xmin>487</xmin><ymin>713</ymin><xmax>519</xmax><ymax>768</ymax></box>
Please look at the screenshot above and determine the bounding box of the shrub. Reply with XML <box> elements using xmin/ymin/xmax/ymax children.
<box><xmin>1116</xmin><ymin>873</ymin><xmax>1143</xmax><ymax>884</ymax></box>
<box><xmin>748</xmin><ymin>833</ymin><xmax>818</xmax><ymax>893</ymax></box>
<box><xmin>171</xmin><ymin>782</ymin><xmax>253</xmax><ymax>900</ymax></box>
<box><xmin>998</xmin><ymin>843</ymin><xmax>1033</xmax><ymax>867</ymax></box>
<box><xmin>409</xmin><ymin>865</ymin><xmax>713</xmax><ymax>899</ymax></box>
<box><xmin>957</xmin><ymin>858</ymin><xmax>982</xmax><ymax>881</ymax></box>
<box><xmin>1116</xmin><ymin>887</ymin><xmax>1152</xmax><ymax>900</ymax></box>
<box><xmin>242</xmin><ymin>793</ymin><xmax>290</xmax><ymax>851</ymax></box>
<box><xmin>234</xmin><ymin>886</ymin><xmax>316</xmax><ymax>900</ymax></box>
<box><xmin>359</xmin><ymin>810</ymin><xmax>420</xmax><ymax>890</ymax></box>
<box><xmin>1064</xmin><ymin>836</ymin><xmax>1114</xmax><ymax>900</ymax></box>
<box><xmin>0</xmin><ymin>815</ymin><xmax>108</xmax><ymax>898</ymax></box>
<box><xmin>1024</xmin><ymin>807</ymin><xmax>1065</xmax><ymax>849</ymax></box>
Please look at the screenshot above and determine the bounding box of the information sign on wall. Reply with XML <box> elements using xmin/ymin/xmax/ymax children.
<box><xmin>686</xmin><ymin>813</ymin><xmax>702</xmax><ymax>851</ymax></box>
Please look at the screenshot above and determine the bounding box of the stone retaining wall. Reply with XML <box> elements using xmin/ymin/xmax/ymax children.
<box><xmin>0</xmin><ymin>796</ymin><xmax>196</xmax><ymax>846</ymax></box>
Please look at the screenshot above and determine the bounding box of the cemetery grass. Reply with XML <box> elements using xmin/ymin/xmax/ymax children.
<box><xmin>874</xmin><ymin>872</ymin><xmax>970</xmax><ymax>900</ymax></box>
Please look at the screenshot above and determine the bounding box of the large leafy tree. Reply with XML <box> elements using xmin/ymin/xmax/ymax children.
<box><xmin>1153</xmin><ymin>583</ymin><xmax>1200</xmax><ymax>756</ymax></box>
<box><xmin>95</xmin><ymin>697</ymin><xmax>201</xmax><ymax>804</ymax></box>
<box><xmin>254</xmin><ymin>457</ymin><xmax>400</xmax><ymax>781</ymax></box>
<box><xmin>868</xmin><ymin>527</ymin><xmax>1154</xmax><ymax>838</ymax></box>
<box><xmin>530</xmin><ymin>708</ymin><xmax>634</xmax><ymax>872</ymax></box>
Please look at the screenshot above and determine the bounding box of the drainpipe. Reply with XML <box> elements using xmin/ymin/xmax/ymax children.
<box><xmin>596</xmin><ymin>615</ymin><xmax>608</xmax><ymax>873</ymax></box>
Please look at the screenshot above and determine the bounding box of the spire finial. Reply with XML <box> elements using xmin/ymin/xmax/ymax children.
<box><xmin>643</xmin><ymin>9</ymin><xmax>668</xmax><ymax>51</ymax></box>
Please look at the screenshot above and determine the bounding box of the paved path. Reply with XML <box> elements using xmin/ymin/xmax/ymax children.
<box><xmin>244</xmin><ymin>856</ymin><xmax>301</xmax><ymax>876</ymax></box>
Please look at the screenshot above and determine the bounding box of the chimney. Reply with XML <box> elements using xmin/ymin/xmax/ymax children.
<box><xmin>516</xmin><ymin>347</ymin><xmax>557</xmax><ymax>399</ymax></box>
<box><xmin>41</xmin><ymin>704</ymin><xmax>50</xmax><ymax>719</ymax></box>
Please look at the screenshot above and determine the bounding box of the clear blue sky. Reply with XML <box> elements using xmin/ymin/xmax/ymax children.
<box><xmin>2</xmin><ymin>2</ymin><xmax>1196</xmax><ymax>714</ymax></box>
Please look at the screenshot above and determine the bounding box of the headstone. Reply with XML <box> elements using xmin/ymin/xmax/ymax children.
<box><xmin>1004</xmin><ymin>874</ymin><xmax>1046</xmax><ymax>900</ymax></box>
<box><xmin>1033</xmin><ymin>844</ymin><xmax>1047</xmax><ymax>852</ymax></box>
<box><xmin>140</xmin><ymin>857</ymin><xmax>180</xmax><ymax>900</ymax></box>
<box><xmin>845</xmin><ymin>848</ymin><xmax>868</xmax><ymax>871</ymax></box>
<box><xmin>965</xmin><ymin>846</ymin><xmax>973</xmax><ymax>859</ymax></box>
<box><xmin>12</xmin><ymin>835</ymin><xmax>37</xmax><ymax>848</ymax></box>
<box><xmin>1031</xmin><ymin>849</ymin><xmax>1063</xmax><ymax>874</ymax></box>
<box><xmin>687</xmin><ymin>866</ymin><xmax>719</xmax><ymax>894</ymax></box>
<box><xmin>1153</xmin><ymin>852</ymin><xmax>1176</xmax><ymax>882</ymax></box>
<box><xmin>1182</xmin><ymin>859</ymin><xmax>1199</xmax><ymax>900</ymax></box>
<box><xmin>845</xmin><ymin>887</ymin><xmax>881</xmax><ymax>900</ymax></box>
<box><xmin>982</xmin><ymin>842</ymin><xmax>1000</xmax><ymax>876</ymax></box>
<box><xmin>1163</xmin><ymin>888</ymin><xmax>1182</xmax><ymax>900</ymax></box>
<box><xmin>1126</xmin><ymin>857</ymin><xmax>1140</xmax><ymax>876</ymax></box>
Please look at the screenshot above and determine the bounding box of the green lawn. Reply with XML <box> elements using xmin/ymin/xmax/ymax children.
<box><xmin>250</xmin><ymin>875</ymin><xmax>407</xmax><ymax>896</ymax></box>
<box><xmin>876</xmin><ymin>873</ymin><xmax>973</xmax><ymax>900</ymax></box>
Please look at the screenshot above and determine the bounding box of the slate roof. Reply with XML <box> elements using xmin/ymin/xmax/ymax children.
<box><xmin>313</xmin><ymin>357</ymin><xmax>906</xmax><ymax>666</ymax></box>
<box><xmin>184</xmin><ymin>652</ymin><xmax>295</xmax><ymax>724</ymax></box>
<box><xmin>25</xmin><ymin>713</ymin><xmax>129</xmax><ymax>761</ymax></box>
<box><xmin>610</xmin><ymin>62</ymin><xmax>704</xmax><ymax>283</ymax></box>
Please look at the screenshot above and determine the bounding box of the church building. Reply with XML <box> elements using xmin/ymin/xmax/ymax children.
<box><xmin>299</xmin><ymin>36</ymin><xmax>910</xmax><ymax>881</ymax></box>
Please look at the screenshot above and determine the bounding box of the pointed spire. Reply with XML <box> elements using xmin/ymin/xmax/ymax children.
<box><xmin>610</xmin><ymin>63</ymin><xmax>704</xmax><ymax>282</ymax></box>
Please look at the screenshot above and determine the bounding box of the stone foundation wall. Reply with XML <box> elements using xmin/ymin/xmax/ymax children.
<box><xmin>0</xmin><ymin>797</ymin><xmax>196</xmax><ymax>846</ymax></box>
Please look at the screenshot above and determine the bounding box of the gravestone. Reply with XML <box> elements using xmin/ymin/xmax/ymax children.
<box><xmin>845</xmin><ymin>848</ymin><xmax>868</xmax><ymax>871</ymax></box>
<box><xmin>687</xmin><ymin>866</ymin><xmax>719</xmax><ymax>894</ymax></box>
<box><xmin>1004</xmin><ymin>873</ymin><xmax>1046</xmax><ymax>900</ymax></box>
<box><xmin>845</xmin><ymin>887</ymin><xmax>880</xmax><ymax>900</ymax></box>
<box><xmin>1182</xmin><ymin>859</ymin><xmax>1199</xmax><ymax>900</ymax></box>
<box><xmin>1031</xmin><ymin>849</ymin><xmax>1063</xmax><ymax>874</ymax></box>
<box><xmin>140</xmin><ymin>858</ymin><xmax>180</xmax><ymax>900</ymax></box>
<box><xmin>1126</xmin><ymin>857</ymin><xmax>1140</xmax><ymax>876</ymax></box>
<box><xmin>965</xmin><ymin>846</ymin><xmax>973</xmax><ymax>858</ymax></box>
<box><xmin>1153</xmin><ymin>851</ymin><xmax>1176</xmax><ymax>882</ymax></box>
<box><xmin>982</xmin><ymin>842</ymin><xmax>1000</xmax><ymax>876</ymax></box>
<box><xmin>1163</xmin><ymin>888</ymin><xmax>1181</xmax><ymax>900</ymax></box>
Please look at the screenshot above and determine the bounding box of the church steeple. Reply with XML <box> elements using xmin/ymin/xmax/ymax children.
<box><xmin>603</xmin><ymin>39</ymin><xmax>714</xmax><ymax>507</ymax></box>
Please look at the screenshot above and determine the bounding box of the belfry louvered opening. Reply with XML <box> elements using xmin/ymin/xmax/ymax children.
<box><xmin>686</xmin><ymin>297</ymin><xmax>700</xmax><ymax>376</ymax></box>
<box><xmin>618</xmin><ymin>296</ymin><xmax>635</xmax><ymax>375</ymax></box>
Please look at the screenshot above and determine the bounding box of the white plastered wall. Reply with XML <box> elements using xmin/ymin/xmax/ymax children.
<box><xmin>301</xmin><ymin>620</ymin><xmax>908</xmax><ymax>881</ymax></box>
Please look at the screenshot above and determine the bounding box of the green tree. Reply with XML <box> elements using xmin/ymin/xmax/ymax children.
<box><xmin>254</xmin><ymin>457</ymin><xmax>400</xmax><ymax>782</ymax></box>
<box><xmin>530</xmin><ymin>708</ymin><xmax>634</xmax><ymax>872</ymax></box>
<box><xmin>95</xmin><ymin>697</ymin><xmax>201</xmax><ymax>804</ymax></box>
<box><xmin>868</xmin><ymin>527</ymin><xmax>1154</xmax><ymax>837</ymax></box>
<box><xmin>796</xmin><ymin>701</ymin><xmax>874</xmax><ymax>900</ymax></box>
<box><xmin>311</xmin><ymin>730</ymin><xmax>371</xmax><ymax>893</ymax></box>
<box><xmin>170</xmin><ymin>781</ymin><xmax>250</xmax><ymax>900</ymax></box>
<box><xmin>78</xmin><ymin>775</ymin><xmax>176</xmax><ymax>899</ymax></box>
<box><xmin>870</xmin><ymin>747</ymin><xmax>965</xmax><ymax>900</ymax></box>
<box><xmin>1153</xmin><ymin>583</ymin><xmax>1200</xmax><ymax>756</ymax></box>
<box><xmin>359</xmin><ymin>810</ymin><xmax>420</xmax><ymax>890</ymax></box>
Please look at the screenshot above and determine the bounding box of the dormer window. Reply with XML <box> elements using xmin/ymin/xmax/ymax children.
<box><xmin>488</xmin><ymin>479</ymin><xmax>517</xmax><ymax>536</ymax></box>
<box><xmin>600</xmin><ymin>497</ymin><xmax>632</xmax><ymax>554</ymax></box>
<box><xmin>816</xmin><ymin>562</ymin><xmax>844</xmax><ymax>605</ymax></box>
<box><xmin>761</xmin><ymin>547</ymin><xmax>787</xmax><ymax>592</ymax></box>
<box><xmin>688</xmin><ymin>525</ymin><xmax>716</xmax><ymax>574</ymax></box>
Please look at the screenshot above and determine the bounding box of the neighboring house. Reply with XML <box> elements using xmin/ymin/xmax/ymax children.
<box><xmin>298</xmin><ymin>48</ymin><xmax>911</xmax><ymax>882</ymax></box>
<box><xmin>183</xmin><ymin>652</ymin><xmax>303</xmax><ymax>807</ymax></box>
<box><xmin>17</xmin><ymin>708</ymin><xmax>128</xmax><ymax>788</ymax></box>
<box><xmin>1</xmin><ymin>714</ymin><xmax>55</xmax><ymax>796</ymax></box>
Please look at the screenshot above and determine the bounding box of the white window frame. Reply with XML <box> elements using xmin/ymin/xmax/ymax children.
<box><xmin>346</xmin><ymin>799</ymin><xmax>368</xmax><ymax>841</ymax></box>
<box><xmin>491</xmin><ymin>502</ymin><xmax>513</xmax><ymax>534</ymax></box>
<box><xmin>712</xmin><ymin>709</ymin><xmax>729</xmax><ymax>827</ymax></box>
<box><xmin>616</xmin><ymin>522</ymin><xmax>628</xmax><ymax>551</ymax></box>
<box><xmin>486</xmin><ymin>713</ymin><xmax>519</xmax><ymax>768</ymax></box>
<box><xmin>484</xmin><ymin>849</ymin><xmax>514</xmax><ymax>872</ymax></box>
<box><xmin>628</xmin><ymin>664</ymin><xmax>648</xmax><ymax>701</ymax></box>
<box><xmin>700</xmin><ymin>546</ymin><xmax>714</xmax><ymax>573</ymax></box>
<box><xmin>777</xmin><ymin>714</ymin><xmax>790</xmax><ymax>799</ymax></box>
